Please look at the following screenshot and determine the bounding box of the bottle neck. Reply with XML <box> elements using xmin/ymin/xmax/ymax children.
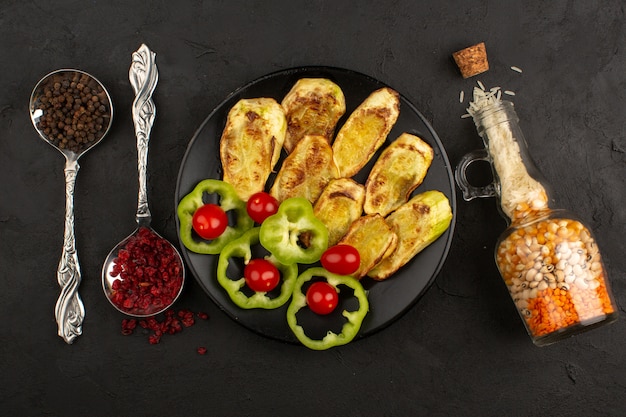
<box><xmin>474</xmin><ymin>100</ymin><xmax>518</xmax><ymax>137</ymax></box>
<box><xmin>472</xmin><ymin>100</ymin><xmax>553</xmax><ymax>223</ymax></box>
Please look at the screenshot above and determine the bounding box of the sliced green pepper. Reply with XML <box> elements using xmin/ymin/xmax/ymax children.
<box><xmin>177</xmin><ymin>179</ymin><xmax>253</xmax><ymax>254</ymax></box>
<box><xmin>259</xmin><ymin>197</ymin><xmax>328</xmax><ymax>265</ymax></box>
<box><xmin>217</xmin><ymin>227</ymin><xmax>298</xmax><ymax>309</ymax></box>
<box><xmin>287</xmin><ymin>267</ymin><xmax>369</xmax><ymax>350</ymax></box>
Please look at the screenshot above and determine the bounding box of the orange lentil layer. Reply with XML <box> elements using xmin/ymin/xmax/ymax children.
<box><xmin>524</xmin><ymin>279</ymin><xmax>614</xmax><ymax>337</ymax></box>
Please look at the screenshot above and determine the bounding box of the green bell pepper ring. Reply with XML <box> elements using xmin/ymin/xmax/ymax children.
<box><xmin>259</xmin><ymin>197</ymin><xmax>329</xmax><ymax>265</ymax></box>
<box><xmin>177</xmin><ymin>179</ymin><xmax>253</xmax><ymax>254</ymax></box>
<box><xmin>217</xmin><ymin>227</ymin><xmax>298</xmax><ymax>309</ymax></box>
<box><xmin>286</xmin><ymin>267</ymin><xmax>369</xmax><ymax>350</ymax></box>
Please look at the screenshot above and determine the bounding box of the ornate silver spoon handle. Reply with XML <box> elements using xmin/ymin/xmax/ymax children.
<box><xmin>55</xmin><ymin>156</ymin><xmax>85</xmax><ymax>344</ymax></box>
<box><xmin>129</xmin><ymin>44</ymin><xmax>158</xmax><ymax>227</ymax></box>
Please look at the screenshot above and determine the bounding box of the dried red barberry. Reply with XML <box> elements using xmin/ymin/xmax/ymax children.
<box><xmin>121</xmin><ymin>318</ymin><xmax>137</xmax><ymax>335</ymax></box>
<box><xmin>109</xmin><ymin>227</ymin><xmax>183</xmax><ymax>316</ymax></box>
<box><xmin>197</xmin><ymin>347</ymin><xmax>208</xmax><ymax>355</ymax></box>
<box><xmin>120</xmin><ymin>308</ymin><xmax>209</xmax><ymax>351</ymax></box>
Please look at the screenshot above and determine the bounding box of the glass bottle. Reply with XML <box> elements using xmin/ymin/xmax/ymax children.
<box><xmin>456</xmin><ymin>98</ymin><xmax>617</xmax><ymax>346</ymax></box>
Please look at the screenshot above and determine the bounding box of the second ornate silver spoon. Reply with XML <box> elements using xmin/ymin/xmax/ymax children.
<box><xmin>101</xmin><ymin>44</ymin><xmax>185</xmax><ymax>317</ymax></box>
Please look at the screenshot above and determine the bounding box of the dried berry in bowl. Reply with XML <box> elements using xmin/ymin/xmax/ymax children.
<box><xmin>106</xmin><ymin>227</ymin><xmax>184</xmax><ymax>317</ymax></box>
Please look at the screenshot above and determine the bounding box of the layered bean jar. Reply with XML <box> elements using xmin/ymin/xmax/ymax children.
<box><xmin>456</xmin><ymin>87</ymin><xmax>617</xmax><ymax>346</ymax></box>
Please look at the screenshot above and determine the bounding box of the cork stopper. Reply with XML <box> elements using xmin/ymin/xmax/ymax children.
<box><xmin>453</xmin><ymin>42</ymin><xmax>489</xmax><ymax>78</ymax></box>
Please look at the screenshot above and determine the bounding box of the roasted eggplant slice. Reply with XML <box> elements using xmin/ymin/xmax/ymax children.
<box><xmin>270</xmin><ymin>135</ymin><xmax>338</xmax><ymax>203</ymax></box>
<box><xmin>313</xmin><ymin>178</ymin><xmax>365</xmax><ymax>246</ymax></box>
<box><xmin>220</xmin><ymin>98</ymin><xmax>287</xmax><ymax>200</ymax></box>
<box><xmin>364</xmin><ymin>133</ymin><xmax>434</xmax><ymax>217</ymax></box>
<box><xmin>332</xmin><ymin>87</ymin><xmax>400</xmax><ymax>178</ymax></box>
<box><xmin>281</xmin><ymin>78</ymin><xmax>346</xmax><ymax>153</ymax></box>
<box><xmin>337</xmin><ymin>214</ymin><xmax>398</xmax><ymax>279</ymax></box>
<box><xmin>368</xmin><ymin>190</ymin><xmax>452</xmax><ymax>281</ymax></box>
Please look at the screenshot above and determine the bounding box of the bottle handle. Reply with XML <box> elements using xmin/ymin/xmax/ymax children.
<box><xmin>454</xmin><ymin>149</ymin><xmax>497</xmax><ymax>201</ymax></box>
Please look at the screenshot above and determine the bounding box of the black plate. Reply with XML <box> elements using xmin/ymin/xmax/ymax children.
<box><xmin>175</xmin><ymin>66</ymin><xmax>456</xmax><ymax>344</ymax></box>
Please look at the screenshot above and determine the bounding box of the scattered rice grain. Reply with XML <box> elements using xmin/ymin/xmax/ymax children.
<box><xmin>466</xmin><ymin>85</ymin><xmax>501</xmax><ymax>117</ymax></box>
<box><xmin>511</xmin><ymin>66</ymin><xmax>523</xmax><ymax>73</ymax></box>
<box><xmin>459</xmin><ymin>90</ymin><xmax>465</xmax><ymax>103</ymax></box>
<box><xmin>504</xmin><ymin>90</ymin><xmax>516</xmax><ymax>96</ymax></box>
<box><xmin>477</xmin><ymin>80</ymin><xmax>486</xmax><ymax>91</ymax></box>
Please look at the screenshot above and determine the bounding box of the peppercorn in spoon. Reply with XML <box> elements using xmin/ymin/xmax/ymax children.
<box><xmin>29</xmin><ymin>69</ymin><xmax>114</xmax><ymax>344</ymax></box>
<box><xmin>101</xmin><ymin>44</ymin><xmax>185</xmax><ymax>317</ymax></box>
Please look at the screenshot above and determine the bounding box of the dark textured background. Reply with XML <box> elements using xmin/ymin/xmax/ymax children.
<box><xmin>1</xmin><ymin>1</ymin><xmax>625</xmax><ymax>416</ymax></box>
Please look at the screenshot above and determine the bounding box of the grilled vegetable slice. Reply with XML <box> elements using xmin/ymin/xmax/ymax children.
<box><xmin>220</xmin><ymin>98</ymin><xmax>287</xmax><ymax>200</ymax></box>
<box><xmin>270</xmin><ymin>135</ymin><xmax>338</xmax><ymax>203</ymax></box>
<box><xmin>337</xmin><ymin>214</ymin><xmax>398</xmax><ymax>279</ymax></box>
<box><xmin>313</xmin><ymin>178</ymin><xmax>365</xmax><ymax>246</ymax></box>
<box><xmin>332</xmin><ymin>87</ymin><xmax>400</xmax><ymax>178</ymax></box>
<box><xmin>368</xmin><ymin>190</ymin><xmax>452</xmax><ymax>280</ymax></box>
<box><xmin>364</xmin><ymin>133</ymin><xmax>434</xmax><ymax>217</ymax></box>
<box><xmin>281</xmin><ymin>78</ymin><xmax>346</xmax><ymax>153</ymax></box>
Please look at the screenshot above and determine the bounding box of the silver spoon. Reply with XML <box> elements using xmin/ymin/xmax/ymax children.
<box><xmin>29</xmin><ymin>69</ymin><xmax>114</xmax><ymax>344</ymax></box>
<box><xmin>101</xmin><ymin>44</ymin><xmax>185</xmax><ymax>317</ymax></box>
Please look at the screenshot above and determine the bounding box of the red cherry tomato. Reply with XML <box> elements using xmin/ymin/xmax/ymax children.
<box><xmin>192</xmin><ymin>204</ymin><xmax>228</xmax><ymax>240</ymax></box>
<box><xmin>246</xmin><ymin>192</ymin><xmax>279</xmax><ymax>224</ymax></box>
<box><xmin>321</xmin><ymin>244</ymin><xmax>360</xmax><ymax>275</ymax></box>
<box><xmin>306</xmin><ymin>281</ymin><xmax>339</xmax><ymax>315</ymax></box>
<box><xmin>244</xmin><ymin>259</ymin><xmax>281</xmax><ymax>292</ymax></box>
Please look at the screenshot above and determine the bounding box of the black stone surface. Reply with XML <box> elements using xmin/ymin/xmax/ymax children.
<box><xmin>1</xmin><ymin>1</ymin><xmax>625</xmax><ymax>416</ymax></box>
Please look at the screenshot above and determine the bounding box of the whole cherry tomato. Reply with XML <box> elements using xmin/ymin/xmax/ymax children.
<box><xmin>192</xmin><ymin>203</ymin><xmax>228</xmax><ymax>240</ymax></box>
<box><xmin>246</xmin><ymin>192</ymin><xmax>279</xmax><ymax>224</ymax></box>
<box><xmin>321</xmin><ymin>244</ymin><xmax>360</xmax><ymax>276</ymax></box>
<box><xmin>306</xmin><ymin>281</ymin><xmax>339</xmax><ymax>315</ymax></box>
<box><xmin>244</xmin><ymin>259</ymin><xmax>281</xmax><ymax>292</ymax></box>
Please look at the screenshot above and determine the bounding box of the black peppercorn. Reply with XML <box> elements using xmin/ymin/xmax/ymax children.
<box><xmin>32</xmin><ymin>70</ymin><xmax>112</xmax><ymax>154</ymax></box>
